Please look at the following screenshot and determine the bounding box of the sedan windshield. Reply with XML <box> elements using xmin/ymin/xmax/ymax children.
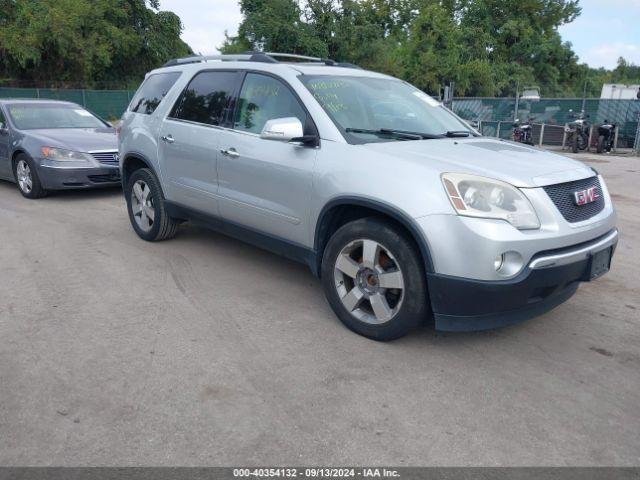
<box><xmin>299</xmin><ymin>75</ymin><xmax>474</xmax><ymax>143</ymax></box>
<box><xmin>7</xmin><ymin>104</ymin><xmax>107</xmax><ymax>130</ymax></box>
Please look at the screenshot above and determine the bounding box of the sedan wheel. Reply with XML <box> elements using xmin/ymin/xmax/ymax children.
<box><xmin>16</xmin><ymin>159</ymin><xmax>33</xmax><ymax>194</ymax></box>
<box><xmin>13</xmin><ymin>154</ymin><xmax>46</xmax><ymax>199</ymax></box>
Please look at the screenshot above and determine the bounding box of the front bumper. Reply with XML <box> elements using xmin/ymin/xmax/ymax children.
<box><xmin>428</xmin><ymin>229</ymin><xmax>618</xmax><ymax>331</ymax></box>
<box><xmin>38</xmin><ymin>164</ymin><xmax>121</xmax><ymax>190</ymax></box>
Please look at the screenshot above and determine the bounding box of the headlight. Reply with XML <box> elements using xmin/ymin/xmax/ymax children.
<box><xmin>441</xmin><ymin>173</ymin><xmax>540</xmax><ymax>230</ymax></box>
<box><xmin>41</xmin><ymin>147</ymin><xmax>92</xmax><ymax>162</ymax></box>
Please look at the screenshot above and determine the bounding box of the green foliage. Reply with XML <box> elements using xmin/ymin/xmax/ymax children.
<box><xmin>0</xmin><ymin>0</ymin><xmax>191</xmax><ymax>87</ymax></box>
<box><xmin>222</xmin><ymin>0</ymin><xmax>640</xmax><ymax>97</ymax></box>
<box><xmin>226</xmin><ymin>0</ymin><xmax>328</xmax><ymax>57</ymax></box>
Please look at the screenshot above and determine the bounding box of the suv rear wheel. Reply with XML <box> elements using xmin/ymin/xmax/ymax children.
<box><xmin>321</xmin><ymin>217</ymin><xmax>429</xmax><ymax>340</ymax></box>
<box><xmin>125</xmin><ymin>168</ymin><xmax>179</xmax><ymax>241</ymax></box>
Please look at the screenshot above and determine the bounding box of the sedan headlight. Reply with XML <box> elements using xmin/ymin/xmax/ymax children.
<box><xmin>41</xmin><ymin>147</ymin><xmax>93</xmax><ymax>162</ymax></box>
<box><xmin>441</xmin><ymin>173</ymin><xmax>540</xmax><ymax>230</ymax></box>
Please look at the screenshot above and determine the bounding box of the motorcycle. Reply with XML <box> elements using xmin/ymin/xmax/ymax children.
<box><xmin>565</xmin><ymin>109</ymin><xmax>590</xmax><ymax>153</ymax></box>
<box><xmin>512</xmin><ymin>117</ymin><xmax>535</xmax><ymax>145</ymax></box>
<box><xmin>596</xmin><ymin>120</ymin><xmax>616</xmax><ymax>153</ymax></box>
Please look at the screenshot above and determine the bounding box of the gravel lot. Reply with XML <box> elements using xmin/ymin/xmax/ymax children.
<box><xmin>0</xmin><ymin>152</ymin><xmax>639</xmax><ymax>466</ymax></box>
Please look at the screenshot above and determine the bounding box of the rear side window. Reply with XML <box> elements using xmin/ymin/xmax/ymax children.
<box><xmin>170</xmin><ymin>71</ymin><xmax>237</xmax><ymax>126</ymax></box>
<box><xmin>130</xmin><ymin>72</ymin><xmax>181</xmax><ymax>114</ymax></box>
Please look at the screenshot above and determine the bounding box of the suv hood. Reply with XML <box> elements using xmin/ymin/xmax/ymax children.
<box><xmin>363</xmin><ymin>137</ymin><xmax>593</xmax><ymax>187</ymax></box>
<box><xmin>25</xmin><ymin>128</ymin><xmax>117</xmax><ymax>153</ymax></box>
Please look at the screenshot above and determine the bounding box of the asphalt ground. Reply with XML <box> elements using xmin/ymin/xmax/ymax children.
<box><xmin>0</xmin><ymin>151</ymin><xmax>638</xmax><ymax>466</ymax></box>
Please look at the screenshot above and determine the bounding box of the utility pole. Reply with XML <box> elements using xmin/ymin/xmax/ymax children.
<box><xmin>513</xmin><ymin>81</ymin><xmax>520</xmax><ymax>121</ymax></box>
<box><xmin>634</xmin><ymin>108</ymin><xmax>640</xmax><ymax>156</ymax></box>
<box><xmin>581</xmin><ymin>78</ymin><xmax>588</xmax><ymax>112</ymax></box>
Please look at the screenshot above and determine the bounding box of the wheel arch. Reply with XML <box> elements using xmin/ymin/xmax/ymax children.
<box><xmin>313</xmin><ymin>197</ymin><xmax>435</xmax><ymax>277</ymax></box>
<box><xmin>121</xmin><ymin>153</ymin><xmax>155</xmax><ymax>188</ymax></box>
<box><xmin>10</xmin><ymin>149</ymin><xmax>31</xmax><ymax>181</ymax></box>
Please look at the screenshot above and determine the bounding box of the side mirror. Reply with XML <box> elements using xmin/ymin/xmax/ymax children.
<box><xmin>260</xmin><ymin>117</ymin><xmax>304</xmax><ymax>143</ymax></box>
<box><xmin>0</xmin><ymin>122</ymin><xmax>8</xmax><ymax>134</ymax></box>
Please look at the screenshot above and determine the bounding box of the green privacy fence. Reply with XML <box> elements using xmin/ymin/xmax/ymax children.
<box><xmin>0</xmin><ymin>87</ymin><xmax>135</xmax><ymax>120</ymax></box>
<box><xmin>452</xmin><ymin>98</ymin><xmax>640</xmax><ymax>148</ymax></box>
<box><xmin>2</xmin><ymin>87</ymin><xmax>639</xmax><ymax>148</ymax></box>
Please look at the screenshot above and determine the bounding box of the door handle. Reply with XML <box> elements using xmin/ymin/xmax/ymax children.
<box><xmin>220</xmin><ymin>147</ymin><xmax>240</xmax><ymax>158</ymax></box>
<box><xmin>161</xmin><ymin>134</ymin><xmax>175</xmax><ymax>144</ymax></box>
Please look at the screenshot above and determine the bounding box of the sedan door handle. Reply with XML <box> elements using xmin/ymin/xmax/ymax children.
<box><xmin>161</xmin><ymin>134</ymin><xmax>175</xmax><ymax>144</ymax></box>
<box><xmin>220</xmin><ymin>147</ymin><xmax>240</xmax><ymax>158</ymax></box>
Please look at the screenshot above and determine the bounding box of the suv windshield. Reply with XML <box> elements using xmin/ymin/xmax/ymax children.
<box><xmin>7</xmin><ymin>104</ymin><xmax>107</xmax><ymax>130</ymax></box>
<box><xmin>300</xmin><ymin>75</ymin><xmax>474</xmax><ymax>143</ymax></box>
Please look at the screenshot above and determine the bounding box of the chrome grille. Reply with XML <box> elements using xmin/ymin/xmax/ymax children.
<box><xmin>543</xmin><ymin>176</ymin><xmax>605</xmax><ymax>223</ymax></box>
<box><xmin>90</xmin><ymin>151</ymin><xmax>119</xmax><ymax>165</ymax></box>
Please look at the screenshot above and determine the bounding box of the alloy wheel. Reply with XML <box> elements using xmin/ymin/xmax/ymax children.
<box><xmin>16</xmin><ymin>160</ymin><xmax>33</xmax><ymax>194</ymax></box>
<box><xmin>333</xmin><ymin>239</ymin><xmax>405</xmax><ymax>324</ymax></box>
<box><xmin>131</xmin><ymin>179</ymin><xmax>155</xmax><ymax>232</ymax></box>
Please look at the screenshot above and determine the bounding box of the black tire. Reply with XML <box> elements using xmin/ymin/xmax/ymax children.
<box><xmin>321</xmin><ymin>217</ymin><xmax>429</xmax><ymax>341</ymax></box>
<box><xmin>597</xmin><ymin>135</ymin><xmax>604</xmax><ymax>154</ymax></box>
<box><xmin>579</xmin><ymin>133</ymin><xmax>588</xmax><ymax>151</ymax></box>
<box><xmin>13</xmin><ymin>154</ymin><xmax>47</xmax><ymax>199</ymax></box>
<box><xmin>571</xmin><ymin>134</ymin><xmax>579</xmax><ymax>153</ymax></box>
<box><xmin>125</xmin><ymin>168</ymin><xmax>179</xmax><ymax>241</ymax></box>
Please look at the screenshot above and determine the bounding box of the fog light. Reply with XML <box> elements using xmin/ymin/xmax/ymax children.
<box><xmin>494</xmin><ymin>251</ymin><xmax>524</xmax><ymax>277</ymax></box>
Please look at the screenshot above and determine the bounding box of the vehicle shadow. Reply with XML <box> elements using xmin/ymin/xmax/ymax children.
<box><xmin>43</xmin><ymin>186</ymin><xmax>122</xmax><ymax>201</ymax></box>
<box><xmin>175</xmin><ymin>222</ymin><xmax>536</xmax><ymax>348</ymax></box>
<box><xmin>0</xmin><ymin>179</ymin><xmax>122</xmax><ymax>201</ymax></box>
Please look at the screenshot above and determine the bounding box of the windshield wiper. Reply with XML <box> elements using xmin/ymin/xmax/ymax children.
<box><xmin>444</xmin><ymin>130</ymin><xmax>471</xmax><ymax>137</ymax></box>
<box><xmin>345</xmin><ymin>128</ymin><xmax>444</xmax><ymax>140</ymax></box>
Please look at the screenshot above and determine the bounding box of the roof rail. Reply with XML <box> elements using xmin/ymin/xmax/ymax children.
<box><xmin>249</xmin><ymin>52</ymin><xmax>362</xmax><ymax>68</ymax></box>
<box><xmin>163</xmin><ymin>54</ymin><xmax>252</xmax><ymax>67</ymax></box>
<box><xmin>162</xmin><ymin>52</ymin><xmax>360</xmax><ymax>69</ymax></box>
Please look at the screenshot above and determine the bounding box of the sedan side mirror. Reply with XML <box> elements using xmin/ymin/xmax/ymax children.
<box><xmin>260</xmin><ymin>117</ymin><xmax>317</xmax><ymax>146</ymax></box>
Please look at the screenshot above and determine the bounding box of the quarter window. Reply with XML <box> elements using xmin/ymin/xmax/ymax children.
<box><xmin>171</xmin><ymin>71</ymin><xmax>237</xmax><ymax>126</ymax></box>
<box><xmin>130</xmin><ymin>72</ymin><xmax>181</xmax><ymax>114</ymax></box>
<box><xmin>234</xmin><ymin>73</ymin><xmax>306</xmax><ymax>134</ymax></box>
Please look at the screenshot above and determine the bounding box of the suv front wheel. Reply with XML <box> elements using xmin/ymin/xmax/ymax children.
<box><xmin>125</xmin><ymin>168</ymin><xmax>179</xmax><ymax>241</ymax></box>
<box><xmin>321</xmin><ymin>217</ymin><xmax>429</xmax><ymax>340</ymax></box>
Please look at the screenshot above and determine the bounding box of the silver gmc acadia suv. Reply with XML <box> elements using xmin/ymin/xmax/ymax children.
<box><xmin>119</xmin><ymin>52</ymin><xmax>618</xmax><ymax>340</ymax></box>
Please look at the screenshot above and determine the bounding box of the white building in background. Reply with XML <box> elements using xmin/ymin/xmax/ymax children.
<box><xmin>600</xmin><ymin>84</ymin><xmax>640</xmax><ymax>100</ymax></box>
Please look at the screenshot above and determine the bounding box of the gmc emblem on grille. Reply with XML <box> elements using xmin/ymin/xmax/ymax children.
<box><xmin>573</xmin><ymin>186</ymin><xmax>599</xmax><ymax>206</ymax></box>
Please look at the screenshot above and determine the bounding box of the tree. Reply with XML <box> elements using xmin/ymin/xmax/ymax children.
<box><xmin>399</xmin><ymin>4</ymin><xmax>462</xmax><ymax>93</ymax></box>
<box><xmin>221</xmin><ymin>0</ymin><xmax>328</xmax><ymax>57</ymax></box>
<box><xmin>0</xmin><ymin>0</ymin><xmax>191</xmax><ymax>87</ymax></box>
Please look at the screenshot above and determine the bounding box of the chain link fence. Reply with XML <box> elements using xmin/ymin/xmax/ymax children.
<box><xmin>2</xmin><ymin>87</ymin><xmax>639</xmax><ymax>154</ymax></box>
<box><xmin>453</xmin><ymin>98</ymin><xmax>640</xmax><ymax>151</ymax></box>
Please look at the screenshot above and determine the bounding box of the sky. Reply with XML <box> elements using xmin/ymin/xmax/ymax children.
<box><xmin>160</xmin><ymin>0</ymin><xmax>640</xmax><ymax>69</ymax></box>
